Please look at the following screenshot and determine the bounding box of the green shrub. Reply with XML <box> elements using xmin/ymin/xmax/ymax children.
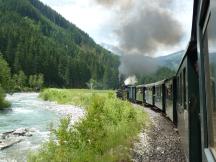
<box><xmin>0</xmin><ymin>86</ymin><xmax>10</xmax><ymax>109</ymax></box>
<box><xmin>29</xmin><ymin>94</ymin><xmax>148</xmax><ymax>162</ymax></box>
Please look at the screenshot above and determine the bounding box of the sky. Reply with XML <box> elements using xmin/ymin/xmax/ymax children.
<box><xmin>40</xmin><ymin>0</ymin><xmax>193</xmax><ymax>57</ymax></box>
<box><xmin>40</xmin><ymin>0</ymin><xmax>194</xmax><ymax>76</ymax></box>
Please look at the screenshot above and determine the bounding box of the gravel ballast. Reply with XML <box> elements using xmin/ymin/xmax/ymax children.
<box><xmin>132</xmin><ymin>105</ymin><xmax>186</xmax><ymax>162</ymax></box>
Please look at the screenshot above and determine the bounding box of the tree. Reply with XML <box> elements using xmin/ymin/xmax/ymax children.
<box><xmin>28</xmin><ymin>74</ymin><xmax>44</xmax><ymax>90</ymax></box>
<box><xmin>35</xmin><ymin>74</ymin><xmax>44</xmax><ymax>90</ymax></box>
<box><xmin>138</xmin><ymin>66</ymin><xmax>176</xmax><ymax>84</ymax></box>
<box><xmin>0</xmin><ymin>85</ymin><xmax>10</xmax><ymax>109</ymax></box>
<box><xmin>0</xmin><ymin>54</ymin><xmax>12</xmax><ymax>91</ymax></box>
<box><xmin>0</xmin><ymin>54</ymin><xmax>11</xmax><ymax>108</ymax></box>
<box><xmin>18</xmin><ymin>70</ymin><xmax>27</xmax><ymax>88</ymax></box>
<box><xmin>12</xmin><ymin>70</ymin><xmax>27</xmax><ymax>90</ymax></box>
<box><xmin>86</xmin><ymin>79</ymin><xmax>97</xmax><ymax>89</ymax></box>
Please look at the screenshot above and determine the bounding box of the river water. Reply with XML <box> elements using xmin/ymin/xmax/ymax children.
<box><xmin>0</xmin><ymin>93</ymin><xmax>66</xmax><ymax>162</ymax></box>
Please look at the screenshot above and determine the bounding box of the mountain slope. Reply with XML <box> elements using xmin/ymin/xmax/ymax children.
<box><xmin>156</xmin><ymin>50</ymin><xmax>184</xmax><ymax>70</ymax></box>
<box><xmin>0</xmin><ymin>0</ymin><xmax>119</xmax><ymax>88</ymax></box>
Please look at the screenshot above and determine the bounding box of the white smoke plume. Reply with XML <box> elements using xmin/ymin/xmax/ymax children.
<box><xmin>124</xmin><ymin>75</ymin><xmax>137</xmax><ymax>85</ymax></box>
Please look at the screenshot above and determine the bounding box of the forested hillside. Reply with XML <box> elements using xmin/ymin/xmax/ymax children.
<box><xmin>0</xmin><ymin>0</ymin><xmax>119</xmax><ymax>89</ymax></box>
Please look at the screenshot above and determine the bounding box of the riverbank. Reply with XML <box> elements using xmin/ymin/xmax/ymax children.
<box><xmin>29</xmin><ymin>89</ymin><xmax>149</xmax><ymax>162</ymax></box>
<box><xmin>0</xmin><ymin>93</ymin><xmax>85</xmax><ymax>162</ymax></box>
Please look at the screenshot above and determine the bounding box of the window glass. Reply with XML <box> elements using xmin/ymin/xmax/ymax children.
<box><xmin>166</xmin><ymin>83</ymin><xmax>173</xmax><ymax>101</ymax></box>
<box><xmin>180</xmin><ymin>74</ymin><xmax>182</xmax><ymax>105</ymax></box>
<box><xmin>183</xmin><ymin>68</ymin><xmax>186</xmax><ymax>109</ymax></box>
<box><xmin>155</xmin><ymin>86</ymin><xmax>161</xmax><ymax>102</ymax></box>
<box><xmin>177</xmin><ymin>77</ymin><xmax>180</xmax><ymax>104</ymax></box>
<box><xmin>207</xmin><ymin>0</ymin><xmax>216</xmax><ymax>152</ymax></box>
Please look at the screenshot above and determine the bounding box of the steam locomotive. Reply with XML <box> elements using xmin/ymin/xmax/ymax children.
<box><xmin>117</xmin><ymin>1</ymin><xmax>216</xmax><ymax>162</ymax></box>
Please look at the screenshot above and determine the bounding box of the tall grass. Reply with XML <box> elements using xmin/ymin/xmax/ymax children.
<box><xmin>29</xmin><ymin>89</ymin><xmax>148</xmax><ymax>162</ymax></box>
<box><xmin>40</xmin><ymin>88</ymin><xmax>114</xmax><ymax>107</ymax></box>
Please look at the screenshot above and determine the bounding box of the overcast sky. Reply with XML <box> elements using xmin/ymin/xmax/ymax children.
<box><xmin>40</xmin><ymin>0</ymin><xmax>193</xmax><ymax>57</ymax></box>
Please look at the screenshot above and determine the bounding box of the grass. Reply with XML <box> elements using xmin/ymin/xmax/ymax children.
<box><xmin>29</xmin><ymin>88</ymin><xmax>149</xmax><ymax>162</ymax></box>
<box><xmin>40</xmin><ymin>88</ymin><xmax>114</xmax><ymax>107</ymax></box>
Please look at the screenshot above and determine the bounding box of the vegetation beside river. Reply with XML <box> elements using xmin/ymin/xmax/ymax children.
<box><xmin>29</xmin><ymin>89</ymin><xmax>149</xmax><ymax>162</ymax></box>
<box><xmin>0</xmin><ymin>55</ymin><xmax>11</xmax><ymax>109</ymax></box>
<box><xmin>0</xmin><ymin>86</ymin><xmax>10</xmax><ymax>109</ymax></box>
<box><xmin>40</xmin><ymin>88</ymin><xmax>114</xmax><ymax>107</ymax></box>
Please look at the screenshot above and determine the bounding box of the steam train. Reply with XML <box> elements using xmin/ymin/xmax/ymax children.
<box><xmin>117</xmin><ymin>1</ymin><xmax>216</xmax><ymax>162</ymax></box>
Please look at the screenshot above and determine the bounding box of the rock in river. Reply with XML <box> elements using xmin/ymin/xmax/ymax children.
<box><xmin>0</xmin><ymin>128</ymin><xmax>34</xmax><ymax>150</ymax></box>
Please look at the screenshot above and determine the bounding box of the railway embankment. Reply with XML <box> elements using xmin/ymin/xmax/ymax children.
<box><xmin>132</xmin><ymin>105</ymin><xmax>186</xmax><ymax>162</ymax></box>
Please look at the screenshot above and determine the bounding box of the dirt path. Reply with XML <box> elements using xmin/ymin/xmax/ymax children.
<box><xmin>132</xmin><ymin>105</ymin><xmax>186</xmax><ymax>162</ymax></box>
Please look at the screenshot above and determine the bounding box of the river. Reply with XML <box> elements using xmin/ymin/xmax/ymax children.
<box><xmin>0</xmin><ymin>93</ymin><xmax>84</xmax><ymax>162</ymax></box>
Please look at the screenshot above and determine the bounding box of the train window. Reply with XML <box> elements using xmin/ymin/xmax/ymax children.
<box><xmin>166</xmin><ymin>83</ymin><xmax>173</xmax><ymax>101</ymax></box>
<box><xmin>177</xmin><ymin>77</ymin><xmax>180</xmax><ymax>104</ymax></box>
<box><xmin>206</xmin><ymin>0</ymin><xmax>216</xmax><ymax>153</ymax></box>
<box><xmin>180</xmin><ymin>73</ymin><xmax>183</xmax><ymax>105</ymax></box>
<box><xmin>169</xmin><ymin>84</ymin><xmax>173</xmax><ymax>100</ymax></box>
<box><xmin>183</xmin><ymin>68</ymin><xmax>186</xmax><ymax>109</ymax></box>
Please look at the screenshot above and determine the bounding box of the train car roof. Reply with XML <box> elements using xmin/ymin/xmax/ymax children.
<box><xmin>145</xmin><ymin>83</ymin><xmax>155</xmax><ymax>87</ymax></box>
<box><xmin>164</xmin><ymin>76</ymin><xmax>176</xmax><ymax>83</ymax></box>
<box><xmin>154</xmin><ymin>79</ymin><xmax>166</xmax><ymax>86</ymax></box>
<box><xmin>136</xmin><ymin>84</ymin><xmax>145</xmax><ymax>88</ymax></box>
<box><xmin>127</xmin><ymin>85</ymin><xmax>136</xmax><ymax>88</ymax></box>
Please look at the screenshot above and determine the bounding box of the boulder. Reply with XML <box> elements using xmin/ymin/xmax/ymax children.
<box><xmin>13</xmin><ymin>128</ymin><xmax>28</xmax><ymax>136</ymax></box>
<box><xmin>0</xmin><ymin>139</ymin><xmax>23</xmax><ymax>150</ymax></box>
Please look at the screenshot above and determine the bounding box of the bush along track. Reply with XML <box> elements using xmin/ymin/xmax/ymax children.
<box><xmin>28</xmin><ymin>92</ymin><xmax>148</xmax><ymax>162</ymax></box>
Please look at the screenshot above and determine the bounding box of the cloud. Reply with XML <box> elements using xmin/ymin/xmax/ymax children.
<box><xmin>40</xmin><ymin>0</ymin><xmax>75</xmax><ymax>6</ymax></box>
<box><xmin>94</xmin><ymin>0</ymin><xmax>133</xmax><ymax>9</ymax></box>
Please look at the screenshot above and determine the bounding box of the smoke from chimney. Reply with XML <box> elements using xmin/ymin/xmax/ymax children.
<box><xmin>124</xmin><ymin>75</ymin><xmax>137</xmax><ymax>85</ymax></box>
<box><xmin>94</xmin><ymin>0</ymin><xmax>184</xmax><ymax>77</ymax></box>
